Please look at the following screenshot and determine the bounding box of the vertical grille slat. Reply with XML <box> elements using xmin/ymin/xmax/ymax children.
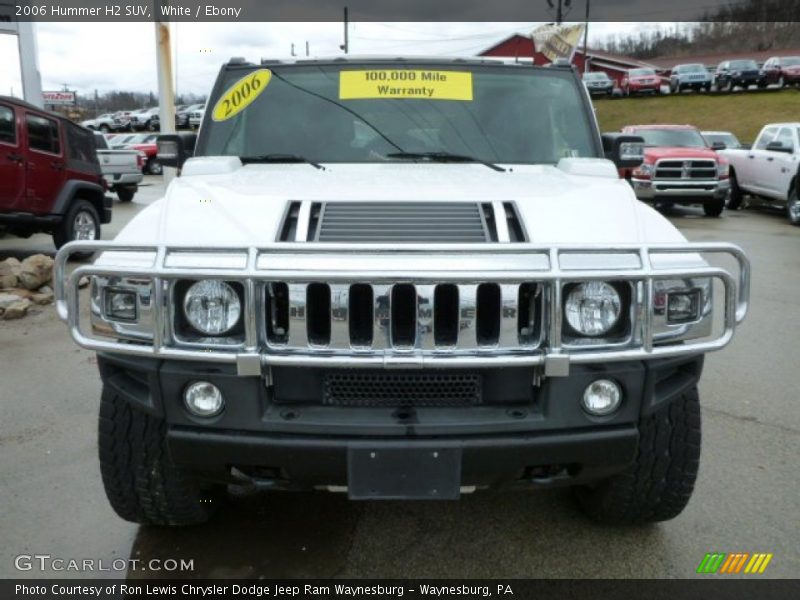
<box><xmin>266</xmin><ymin>282</ymin><xmax>290</xmax><ymax>345</ymax></box>
<box><xmin>498</xmin><ymin>284</ymin><xmax>521</xmax><ymax>348</ymax></box>
<box><xmin>416</xmin><ymin>284</ymin><xmax>436</xmax><ymax>351</ymax></box>
<box><xmin>434</xmin><ymin>284</ymin><xmax>460</xmax><ymax>347</ymax></box>
<box><xmin>329</xmin><ymin>284</ymin><xmax>350</xmax><ymax>348</ymax></box>
<box><xmin>477</xmin><ymin>283</ymin><xmax>501</xmax><ymax>346</ymax></box>
<box><xmin>306</xmin><ymin>283</ymin><xmax>331</xmax><ymax>346</ymax></box>
<box><xmin>457</xmin><ymin>284</ymin><xmax>479</xmax><ymax>349</ymax></box>
<box><xmin>372</xmin><ymin>284</ymin><xmax>392</xmax><ymax>350</ymax></box>
<box><xmin>287</xmin><ymin>283</ymin><xmax>309</xmax><ymax>347</ymax></box>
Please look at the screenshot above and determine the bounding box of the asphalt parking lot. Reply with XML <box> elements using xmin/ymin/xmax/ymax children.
<box><xmin>1</xmin><ymin>178</ymin><xmax>798</xmax><ymax>579</ymax></box>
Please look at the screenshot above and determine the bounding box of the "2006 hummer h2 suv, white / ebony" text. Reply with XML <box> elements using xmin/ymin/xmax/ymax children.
<box><xmin>55</xmin><ymin>57</ymin><xmax>750</xmax><ymax>527</ymax></box>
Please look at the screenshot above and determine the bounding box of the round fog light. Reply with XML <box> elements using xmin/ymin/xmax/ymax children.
<box><xmin>582</xmin><ymin>379</ymin><xmax>622</xmax><ymax>416</ymax></box>
<box><xmin>184</xmin><ymin>381</ymin><xmax>224</xmax><ymax>417</ymax></box>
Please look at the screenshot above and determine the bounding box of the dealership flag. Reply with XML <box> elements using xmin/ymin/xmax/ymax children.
<box><xmin>531</xmin><ymin>23</ymin><xmax>586</xmax><ymax>63</ymax></box>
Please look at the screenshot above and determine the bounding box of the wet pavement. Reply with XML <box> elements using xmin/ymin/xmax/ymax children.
<box><xmin>1</xmin><ymin>186</ymin><xmax>798</xmax><ymax>579</ymax></box>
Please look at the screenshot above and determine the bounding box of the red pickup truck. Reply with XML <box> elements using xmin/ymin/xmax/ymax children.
<box><xmin>0</xmin><ymin>96</ymin><xmax>111</xmax><ymax>249</ymax></box>
<box><xmin>620</xmin><ymin>124</ymin><xmax>730</xmax><ymax>217</ymax></box>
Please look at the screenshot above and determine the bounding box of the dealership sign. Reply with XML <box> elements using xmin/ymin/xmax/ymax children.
<box><xmin>43</xmin><ymin>91</ymin><xmax>76</xmax><ymax>105</ymax></box>
<box><xmin>531</xmin><ymin>23</ymin><xmax>586</xmax><ymax>64</ymax></box>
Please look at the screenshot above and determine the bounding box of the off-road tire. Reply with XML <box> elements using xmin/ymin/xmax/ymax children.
<box><xmin>99</xmin><ymin>124</ymin><xmax>110</xmax><ymax>133</ymax></box>
<box><xmin>53</xmin><ymin>199</ymin><xmax>100</xmax><ymax>251</ymax></box>
<box><xmin>703</xmin><ymin>198</ymin><xmax>725</xmax><ymax>217</ymax></box>
<box><xmin>575</xmin><ymin>386</ymin><xmax>701</xmax><ymax>525</ymax></box>
<box><xmin>787</xmin><ymin>184</ymin><xmax>800</xmax><ymax>226</ymax></box>
<box><xmin>728</xmin><ymin>172</ymin><xmax>743</xmax><ymax>210</ymax></box>
<box><xmin>98</xmin><ymin>386</ymin><xmax>221</xmax><ymax>526</ymax></box>
<box><xmin>116</xmin><ymin>186</ymin><xmax>136</xmax><ymax>203</ymax></box>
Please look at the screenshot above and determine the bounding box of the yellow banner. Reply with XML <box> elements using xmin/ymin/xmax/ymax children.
<box><xmin>339</xmin><ymin>70</ymin><xmax>473</xmax><ymax>101</ymax></box>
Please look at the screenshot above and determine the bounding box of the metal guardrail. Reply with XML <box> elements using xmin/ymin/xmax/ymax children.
<box><xmin>54</xmin><ymin>241</ymin><xmax>750</xmax><ymax>376</ymax></box>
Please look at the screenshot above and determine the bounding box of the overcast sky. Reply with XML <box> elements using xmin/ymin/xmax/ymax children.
<box><xmin>0</xmin><ymin>21</ymin><xmax>662</xmax><ymax>99</ymax></box>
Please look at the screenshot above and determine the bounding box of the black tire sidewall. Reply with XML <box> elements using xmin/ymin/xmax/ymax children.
<box><xmin>147</xmin><ymin>158</ymin><xmax>162</xmax><ymax>175</ymax></box>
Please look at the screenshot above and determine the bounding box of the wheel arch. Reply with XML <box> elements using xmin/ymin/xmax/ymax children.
<box><xmin>53</xmin><ymin>180</ymin><xmax>107</xmax><ymax>221</ymax></box>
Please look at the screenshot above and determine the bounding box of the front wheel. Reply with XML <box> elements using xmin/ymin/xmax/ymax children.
<box><xmin>703</xmin><ymin>198</ymin><xmax>725</xmax><ymax>217</ymax></box>
<box><xmin>728</xmin><ymin>173</ymin><xmax>743</xmax><ymax>210</ymax></box>
<box><xmin>99</xmin><ymin>124</ymin><xmax>110</xmax><ymax>133</ymax></box>
<box><xmin>787</xmin><ymin>186</ymin><xmax>800</xmax><ymax>226</ymax></box>
<box><xmin>575</xmin><ymin>386</ymin><xmax>701</xmax><ymax>524</ymax></box>
<box><xmin>53</xmin><ymin>199</ymin><xmax>100</xmax><ymax>250</ymax></box>
<box><xmin>99</xmin><ymin>386</ymin><xmax>221</xmax><ymax>526</ymax></box>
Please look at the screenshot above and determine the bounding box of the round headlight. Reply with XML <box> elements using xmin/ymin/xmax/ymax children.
<box><xmin>183</xmin><ymin>280</ymin><xmax>241</xmax><ymax>335</ymax></box>
<box><xmin>565</xmin><ymin>282</ymin><xmax>622</xmax><ymax>336</ymax></box>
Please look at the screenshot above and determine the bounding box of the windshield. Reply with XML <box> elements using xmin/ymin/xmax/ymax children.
<box><xmin>583</xmin><ymin>73</ymin><xmax>607</xmax><ymax>81</ymax></box>
<box><xmin>634</xmin><ymin>128</ymin><xmax>707</xmax><ymax>148</ymax></box>
<box><xmin>679</xmin><ymin>64</ymin><xmax>706</xmax><ymax>73</ymax></box>
<box><xmin>703</xmin><ymin>132</ymin><xmax>740</xmax><ymax>149</ymax></box>
<box><xmin>199</xmin><ymin>63</ymin><xmax>598</xmax><ymax>165</ymax></box>
<box><xmin>782</xmin><ymin>57</ymin><xmax>800</xmax><ymax>66</ymax></box>
<box><xmin>730</xmin><ymin>60</ymin><xmax>758</xmax><ymax>70</ymax></box>
<box><xmin>630</xmin><ymin>68</ymin><xmax>655</xmax><ymax>77</ymax></box>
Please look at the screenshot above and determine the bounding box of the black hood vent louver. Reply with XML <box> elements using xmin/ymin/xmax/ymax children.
<box><xmin>278</xmin><ymin>201</ymin><xmax>526</xmax><ymax>243</ymax></box>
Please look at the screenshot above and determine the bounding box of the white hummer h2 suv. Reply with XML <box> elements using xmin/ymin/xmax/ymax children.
<box><xmin>55</xmin><ymin>57</ymin><xmax>750</xmax><ymax>526</ymax></box>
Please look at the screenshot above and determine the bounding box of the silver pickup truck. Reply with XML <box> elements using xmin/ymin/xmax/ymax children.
<box><xmin>94</xmin><ymin>133</ymin><xmax>144</xmax><ymax>203</ymax></box>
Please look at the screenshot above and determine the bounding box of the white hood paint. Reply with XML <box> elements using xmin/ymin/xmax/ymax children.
<box><xmin>116</xmin><ymin>160</ymin><xmax>686</xmax><ymax>247</ymax></box>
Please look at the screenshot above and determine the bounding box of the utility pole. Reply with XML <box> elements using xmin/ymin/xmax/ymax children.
<box><xmin>306</xmin><ymin>41</ymin><xmax>310</xmax><ymax>56</ymax></box>
<box><xmin>583</xmin><ymin>0</ymin><xmax>590</xmax><ymax>73</ymax></box>
<box><xmin>547</xmin><ymin>0</ymin><xmax>572</xmax><ymax>25</ymax></box>
<box><xmin>291</xmin><ymin>43</ymin><xmax>296</xmax><ymax>56</ymax></box>
<box><xmin>340</xmin><ymin>6</ymin><xmax>349</xmax><ymax>54</ymax></box>
<box><xmin>154</xmin><ymin>21</ymin><xmax>176</xmax><ymax>184</ymax></box>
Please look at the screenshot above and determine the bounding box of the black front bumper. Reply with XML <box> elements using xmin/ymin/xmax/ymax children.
<box><xmin>98</xmin><ymin>353</ymin><xmax>703</xmax><ymax>493</ymax></box>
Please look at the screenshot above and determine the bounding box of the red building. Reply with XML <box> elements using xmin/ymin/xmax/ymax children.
<box><xmin>478</xmin><ymin>34</ymin><xmax>660</xmax><ymax>87</ymax></box>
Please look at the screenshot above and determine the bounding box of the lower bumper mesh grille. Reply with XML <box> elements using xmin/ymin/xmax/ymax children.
<box><xmin>323</xmin><ymin>372</ymin><xmax>482</xmax><ymax>407</ymax></box>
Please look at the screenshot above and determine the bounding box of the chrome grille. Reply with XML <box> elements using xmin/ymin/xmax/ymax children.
<box><xmin>655</xmin><ymin>159</ymin><xmax>717</xmax><ymax>180</ymax></box>
<box><xmin>265</xmin><ymin>282</ymin><xmax>541</xmax><ymax>352</ymax></box>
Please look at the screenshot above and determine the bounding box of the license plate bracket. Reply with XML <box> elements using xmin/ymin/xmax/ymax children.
<box><xmin>347</xmin><ymin>445</ymin><xmax>462</xmax><ymax>500</ymax></box>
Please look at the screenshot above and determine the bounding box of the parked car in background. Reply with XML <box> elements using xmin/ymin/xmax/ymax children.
<box><xmin>189</xmin><ymin>105</ymin><xmax>205</xmax><ymax>129</ymax></box>
<box><xmin>669</xmin><ymin>63</ymin><xmax>712</xmax><ymax>93</ymax></box>
<box><xmin>759</xmin><ymin>56</ymin><xmax>800</xmax><ymax>88</ymax></box>
<box><xmin>0</xmin><ymin>96</ymin><xmax>111</xmax><ymax>250</ymax></box>
<box><xmin>176</xmin><ymin>103</ymin><xmax>204</xmax><ymax>129</ymax></box>
<box><xmin>111</xmin><ymin>133</ymin><xmax>156</xmax><ymax>149</ymax></box>
<box><xmin>93</xmin><ymin>132</ymin><xmax>144</xmax><ymax>202</ymax></box>
<box><xmin>582</xmin><ymin>71</ymin><xmax>614</xmax><ymax>96</ymax></box>
<box><xmin>130</xmin><ymin>107</ymin><xmax>160</xmax><ymax>131</ymax></box>
<box><xmin>620</xmin><ymin>68</ymin><xmax>661</xmax><ymax>96</ymax></box>
<box><xmin>80</xmin><ymin>113</ymin><xmax>124</xmax><ymax>133</ymax></box>
<box><xmin>714</xmin><ymin>59</ymin><xmax>761</xmax><ymax>91</ymax></box>
<box><xmin>701</xmin><ymin>131</ymin><xmax>745</xmax><ymax>151</ymax></box>
<box><xmin>621</xmin><ymin>124</ymin><xmax>729</xmax><ymax>216</ymax></box>
<box><xmin>722</xmin><ymin>123</ymin><xmax>800</xmax><ymax>224</ymax></box>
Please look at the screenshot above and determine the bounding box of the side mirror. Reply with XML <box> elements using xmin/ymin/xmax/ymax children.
<box><xmin>711</xmin><ymin>141</ymin><xmax>727</xmax><ymax>151</ymax></box>
<box><xmin>601</xmin><ymin>133</ymin><xmax>645</xmax><ymax>168</ymax></box>
<box><xmin>157</xmin><ymin>132</ymin><xmax>197</xmax><ymax>169</ymax></box>
<box><xmin>765</xmin><ymin>141</ymin><xmax>793</xmax><ymax>154</ymax></box>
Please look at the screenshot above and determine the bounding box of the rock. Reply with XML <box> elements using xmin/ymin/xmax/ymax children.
<box><xmin>0</xmin><ymin>259</ymin><xmax>20</xmax><ymax>289</ymax></box>
<box><xmin>0</xmin><ymin>293</ymin><xmax>23</xmax><ymax>310</ymax></box>
<box><xmin>31</xmin><ymin>291</ymin><xmax>54</xmax><ymax>305</ymax></box>
<box><xmin>18</xmin><ymin>254</ymin><xmax>55</xmax><ymax>290</ymax></box>
<box><xmin>38</xmin><ymin>285</ymin><xmax>53</xmax><ymax>294</ymax></box>
<box><xmin>78</xmin><ymin>276</ymin><xmax>90</xmax><ymax>289</ymax></box>
<box><xmin>3</xmin><ymin>298</ymin><xmax>32</xmax><ymax>320</ymax></box>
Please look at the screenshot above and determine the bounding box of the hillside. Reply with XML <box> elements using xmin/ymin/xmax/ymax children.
<box><xmin>593</xmin><ymin>89</ymin><xmax>800</xmax><ymax>143</ymax></box>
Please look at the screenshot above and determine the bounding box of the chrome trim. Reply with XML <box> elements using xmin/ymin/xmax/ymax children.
<box><xmin>55</xmin><ymin>241</ymin><xmax>750</xmax><ymax>375</ymax></box>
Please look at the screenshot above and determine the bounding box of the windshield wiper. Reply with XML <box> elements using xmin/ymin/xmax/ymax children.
<box><xmin>239</xmin><ymin>154</ymin><xmax>324</xmax><ymax>170</ymax></box>
<box><xmin>386</xmin><ymin>151</ymin><xmax>506</xmax><ymax>172</ymax></box>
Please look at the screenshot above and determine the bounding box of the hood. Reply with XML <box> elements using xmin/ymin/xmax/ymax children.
<box><xmin>116</xmin><ymin>160</ymin><xmax>686</xmax><ymax>248</ymax></box>
<box><xmin>643</xmin><ymin>146</ymin><xmax>719</xmax><ymax>162</ymax></box>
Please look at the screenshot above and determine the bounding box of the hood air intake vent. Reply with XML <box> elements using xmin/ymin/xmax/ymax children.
<box><xmin>278</xmin><ymin>201</ymin><xmax>526</xmax><ymax>243</ymax></box>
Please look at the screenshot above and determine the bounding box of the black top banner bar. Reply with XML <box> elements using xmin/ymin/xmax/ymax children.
<box><xmin>2</xmin><ymin>0</ymin><xmax>800</xmax><ymax>22</ymax></box>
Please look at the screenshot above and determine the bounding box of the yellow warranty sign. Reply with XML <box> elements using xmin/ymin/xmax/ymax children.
<box><xmin>339</xmin><ymin>70</ymin><xmax>473</xmax><ymax>101</ymax></box>
<box><xmin>212</xmin><ymin>69</ymin><xmax>272</xmax><ymax>122</ymax></box>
